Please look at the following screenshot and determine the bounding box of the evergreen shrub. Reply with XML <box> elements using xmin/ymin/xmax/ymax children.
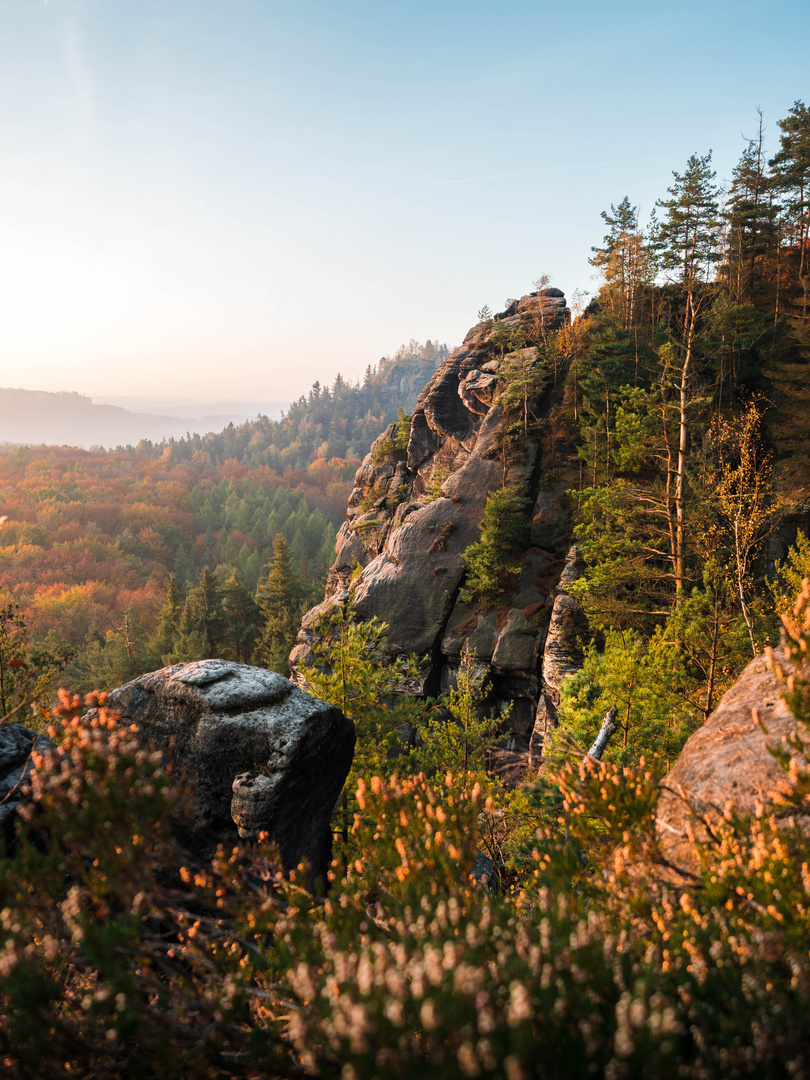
<box><xmin>460</xmin><ymin>488</ymin><xmax>529</xmax><ymax>606</ymax></box>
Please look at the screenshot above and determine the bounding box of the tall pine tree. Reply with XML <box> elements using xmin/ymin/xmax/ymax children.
<box><xmin>255</xmin><ymin>535</ymin><xmax>305</xmax><ymax>676</ymax></box>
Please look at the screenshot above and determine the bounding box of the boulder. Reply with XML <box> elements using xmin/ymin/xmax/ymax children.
<box><xmin>106</xmin><ymin>660</ymin><xmax>355</xmax><ymax>884</ymax></box>
<box><xmin>656</xmin><ymin>650</ymin><xmax>808</xmax><ymax>879</ymax></box>
<box><xmin>0</xmin><ymin>723</ymin><xmax>53</xmax><ymax>841</ymax></box>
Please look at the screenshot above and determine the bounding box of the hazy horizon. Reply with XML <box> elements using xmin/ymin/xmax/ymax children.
<box><xmin>1</xmin><ymin>0</ymin><xmax>807</xmax><ymax>399</ymax></box>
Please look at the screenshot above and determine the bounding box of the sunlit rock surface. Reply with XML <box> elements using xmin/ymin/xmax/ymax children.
<box><xmin>106</xmin><ymin>660</ymin><xmax>354</xmax><ymax>882</ymax></box>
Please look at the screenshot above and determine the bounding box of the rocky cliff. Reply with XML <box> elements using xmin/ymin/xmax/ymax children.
<box><xmin>291</xmin><ymin>290</ymin><xmax>584</xmax><ymax>761</ymax></box>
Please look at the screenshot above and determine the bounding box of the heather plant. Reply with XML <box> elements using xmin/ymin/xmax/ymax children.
<box><xmin>259</xmin><ymin>746</ymin><xmax>810</xmax><ymax>1078</ymax></box>
<box><xmin>1</xmin><ymin>692</ymin><xmax>810</xmax><ymax>1077</ymax></box>
<box><xmin>0</xmin><ymin>691</ymin><xmax>287</xmax><ymax>1078</ymax></box>
<box><xmin>5</xmin><ymin>591</ymin><xmax>810</xmax><ymax>1078</ymax></box>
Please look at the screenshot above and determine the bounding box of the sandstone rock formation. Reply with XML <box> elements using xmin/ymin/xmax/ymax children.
<box><xmin>656</xmin><ymin>650</ymin><xmax>808</xmax><ymax>878</ymax></box>
<box><xmin>292</xmin><ymin>291</ymin><xmax>582</xmax><ymax>761</ymax></box>
<box><xmin>105</xmin><ymin>660</ymin><xmax>355</xmax><ymax>882</ymax></box>
<box><xmin>528</xmin><ymin>544</ymin><xmax>588</xmax><ymax>764</ymax></box>
<box><xmin>0</xmin><ymin>723</ymin><xmax>53</xmax><ymax>841</ymax></box>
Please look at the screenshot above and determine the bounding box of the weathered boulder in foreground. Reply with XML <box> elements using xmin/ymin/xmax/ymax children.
<box><xmin>106</xmin><ymin>660</ymin><xmax>355</xmax><ymax>882</ymax></box>
<box><xmin>656</xmin><ymin>650</ymin><xmax>807</xmax><ymax>878</ymax></box>
<box><xmin>0</xmin><ymin>723</ymin><xmax>53</xmax><ymax>840</ymax></box>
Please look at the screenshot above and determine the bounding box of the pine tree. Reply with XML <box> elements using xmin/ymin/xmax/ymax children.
<box><xmin>724</xmin><ymin>114</ymin><xmax>778</xmax><ymax>304</ymax></box>
<box><xmin>151</xmin><ymin>574</ymin><xmax>181</xmax><ymax>667</ymax></box>
<box><xmin>590</xmin><ymin>197</ymin><xmax>653</xmax><ymax>329</ymax></box>
<box><xmin>460</xmin><ymin>488</ymin><xmax>530</xmax><ymax>606</ymax></box>
<box><xmin>655</xmin><ymin>152</ymin><xmax>722</xmax><ymax>287</ymax></box>
<box><xmin>255</xmin><ymin>534</ymin><xmax>304</xmax><ymax>675</ymax></box>
<box><xmin>655</xmin><ymin>153</ymin><xmax>723</xmax><ymax>593</ymax></box>
<box><xmin>222</xmin><ymin>572</ymin><xmax>258</xmax><ymax>663</ymax></box>
<box><xmin>298</xmin><ymin>605</ymin><xmax>424</xmax><ymax>860</ymax></box>
<box><xmin>418</xmin><ymin>644</ymin><xmax>504</xmax><ymax>789</ymax></box>
<box><xmin>770</xmin><ymin>100</ymin><xmax>810</xmax><ymax>303</ymax></box>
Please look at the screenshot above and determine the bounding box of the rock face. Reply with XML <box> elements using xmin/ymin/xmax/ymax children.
<box><xmin>0</xmin><ymin>724</ymin><xmax>53</xmax><ymax>840</ymax></box>
<box><xmin>656</xmin><ymin>651</ymin><xmax>807</xmax><ymax>878</ymax></box>
<box><xmin>106</xmin><ymin>660</ymin><xmax>355</xmax><ymax>883</ymax></box>
<box><xmin>528</xmin><ymin>544</ymin><xmax>588</xmax><ymax>764</ymax></box>
<box><xmin>292</xmin><ymin>291</ymin><xmax>581</xmax><ymax>760</ymax></box>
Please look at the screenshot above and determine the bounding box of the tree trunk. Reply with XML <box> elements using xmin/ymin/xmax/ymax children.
<box><xmin>587</xmin><ymin>705</ymin><xmax>619</xmax><ymax>761</ymax></box>
<box><xmin>705</xmin><ymin>591</ymin><xmax>720</xmax><ymax>718</ymax></box>
<box><xmin>674</xmin><ymin>291</ymin><xmax>695</xmax><ymax>594</ymax></box>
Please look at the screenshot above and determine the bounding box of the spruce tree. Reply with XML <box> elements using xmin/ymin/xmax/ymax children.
<box><xmin>655</xmin><ymin>152</ymin><xmax>722</xmax><ymax>286</ymax></box>
<box><xmin>174</xmin><ymin>568</ymin><xmax>226</xmax><ymax>661</ymax></box>
<box><xmin>151</xmin><ymin>574</ymin><xmax>181</xmax><ymax>667</ymax></box>
<box><xmin>725</xmin><ymin>116</ymin><xmax>778</xmax><ymax>303</ymax></box>
<box><xmin>222</xmin><ymin>572</ymin><xmax>258</xmax><ymax>663</ymax></box>
<box><xmin>255</xmin><ymin>534</ymin><xmax>304</xmax><ymax>675</ymax></box>
<box><xmin>770</xmin><ymin>100</ymin><xmax>810</xmax><ymax>298</ymax></box>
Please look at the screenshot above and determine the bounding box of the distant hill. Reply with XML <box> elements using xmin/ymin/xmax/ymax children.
<box><xmin>92</xmin><ymin>395</ymin><xmax>289</xmax><ymax>421</ymax></box>
<box><xmin>0</xmin><ymin>388</ymin><xmax>287</xmax><ymax>450</ymax></box>
<box><xmin>141</xmin><ymin>339</ymin><xmax>450</xmax><ymax>471</ymax></box>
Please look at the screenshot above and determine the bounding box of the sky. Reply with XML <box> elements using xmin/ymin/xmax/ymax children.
<box><xmin>0</xmin><ymin>0</ymin><xmax>807</xmax><ymax>403</ymax></box>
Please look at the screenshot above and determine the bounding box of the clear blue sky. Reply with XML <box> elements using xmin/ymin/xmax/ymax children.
<box><xmin>0</xmin><ymin>0</ymin><xmax>807</xmax><ymax>400</ymax></box>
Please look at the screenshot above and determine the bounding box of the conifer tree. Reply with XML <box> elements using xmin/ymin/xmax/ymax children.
<box><xmin>655</xmin><ymin>153</ymin><xmax>723</xmax><ymax>593</ymax></box>
<box><xmin>418</xmin><ymin>645</ymin><xmax>504</xmax><ymax>788</ymax></box>
<box><xmin>393</xmin><ymin>407</ymin><xmax>411</xmax><ymax>452</ymax></box>
<box><xmin>255</xmin><ymin>534</ymin><xmax>304</xmax><ymax>675</ymax></box>
<box><xmin>172</xmin><ymin>568</ymin><xmax>226</xmax><ymax>661</ymax></box>
<box><xmin>589</xmin><ymin>197</ymin><xmax>653</xmax><ymax>329</ymax></box>
<box><xmin>298</xmin><ymin>606</ymin><xmax>423</xmax><ymax>859</ymax></box>
<box><xmin>172</xmin><ymin>599</ymin><xmax>206</xmax><ymax>662</ymax></box>
<box><xmin>770</xmin><ymin>100</ymin><xmax>810</xmax><ymax>303</ymax></box>
<box><xmin>460</xmin><ymin>488</ymin><xmax>529</xmax><ymax>605</ymax></box>
<box><xmin>724</xmin><ymin>115</ymin><xmax>778</xmax><ymax>303</ymax></box>
<box><xmin>222</xmin><ymin>572</ymin><xmax>258</xmax><ymax>663</ymax></box>
<box><xmin>151</xmin><ymin>573</ymin><xmax>182</xmax><ymax>667</ymax></box>
<box><xmin>656</xmin><ymin>152</ymin><xmax>722</xmax><ymax>287</ymax></box>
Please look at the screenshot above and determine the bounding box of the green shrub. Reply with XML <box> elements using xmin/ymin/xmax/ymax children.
<box><xmin>371</xmin><ymin>437</ymin><xmax>395</xmax><ymax>464</ymax></box>
<box><xmin>394</xmin><ymin>408</ymin><xmax>412</xmax><ymax>452</ymax></box>
<box><xmin>422</xmin><ymin>462</ymin><xmax>447</xmax><ymax>503</ymax></box>
<box><xmin>460</xmin><ymin>487</ymin><xmax>529</xmax><ymax>605</ymax></box>
<box><xmin>0</xmin><ymin>691</ymin><xmax>280</xmax><ymax>1078</ymax></box>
